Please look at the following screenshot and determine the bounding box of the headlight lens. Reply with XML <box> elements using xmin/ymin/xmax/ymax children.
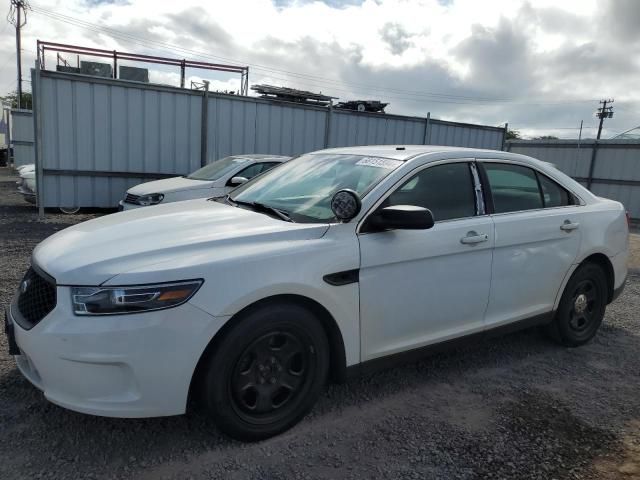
<box><xmin>136</xmin><ymin>193</ymin><xmax>164</xmax><ymax>206</ymax></box>
<box><xmin>71</xmin><ymin>280</ymin><xmax>203</xmax><ymax>316</ymax></box>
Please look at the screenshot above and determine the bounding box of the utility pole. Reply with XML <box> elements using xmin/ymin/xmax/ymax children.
<box><xmin>596</xmin><ymin>99</ymin><xmax>614</xmax><ymax>140</ymax></box>
<box><xmin>8</xmin><ymin>1</ymin><xmax>29</xmax><ymax>109</ymax></box>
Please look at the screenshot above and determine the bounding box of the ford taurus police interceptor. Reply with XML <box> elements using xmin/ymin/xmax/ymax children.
<box><xmin>4</xmin><ymin>145</ymin><xmax>629</xmax><ymax>441</ymax></box>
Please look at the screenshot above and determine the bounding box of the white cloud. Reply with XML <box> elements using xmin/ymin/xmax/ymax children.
<box><xmin>0</xmin><ymin>0</ymin><xmax>637</xmax><ymax>138</ymax></box>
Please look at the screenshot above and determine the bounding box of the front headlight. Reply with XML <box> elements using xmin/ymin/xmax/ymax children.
<box><xmin>136</xmin><ymin>193</ymin><xmax>164</xmax><ymax>206</ymax></box>
<box><xmin>71</xmin><ymin>280</ymin><xmax>203</xmax><ymax>316</ymax></box>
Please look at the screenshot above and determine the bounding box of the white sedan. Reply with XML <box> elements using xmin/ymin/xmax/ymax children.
<box><xmin>119</xmin><ymin>154</ymin><xmax>290</xmax><ymax>210</ymax></box>
<box><xmin>4</xmin><ymin>145</ymin><xmax>629</xmax><ymax>441</ymax></box>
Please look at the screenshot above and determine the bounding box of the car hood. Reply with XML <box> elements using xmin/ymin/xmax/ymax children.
<box><xmin>127</xmin><ymin>176</ymin><xmax>214</xmax><ymax>195</ymax></box>
<box><xmin>33</xmin><ymin>199</ymin><xmax>329</xmax><ymax>285</ymax></box>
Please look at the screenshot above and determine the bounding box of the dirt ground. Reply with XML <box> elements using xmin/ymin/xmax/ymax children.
<box><xmin>1</xmin><ymin>167</ymin><xmax>639</xmax><ymax>480</ymax></box>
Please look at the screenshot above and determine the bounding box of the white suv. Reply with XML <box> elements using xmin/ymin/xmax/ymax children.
<box><xmin>5</xmin><ymin>145</ymin><xmax>629</xmax><ymax>441</ymax></box>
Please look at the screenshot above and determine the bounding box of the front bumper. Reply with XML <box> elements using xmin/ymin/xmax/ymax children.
<box><xmin>118</xmin><ymin>200</ymin><xmax>143</xmax><ymax>211</ymax></box>
<box><xmin>7</xmin><ymin>287</ymin><xmax>229</xmax><ymax>418</ymax></box>
<box><xmin>17</xmin><ymin>185</ymin><xmax>36</xmax><ymax>204</ymax></box>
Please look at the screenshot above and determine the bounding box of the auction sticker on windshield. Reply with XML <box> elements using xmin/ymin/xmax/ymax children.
<box><xmin>355</xmin><ymin>157</ymin><xmax>403</xmax><ymax>169</ymax></box>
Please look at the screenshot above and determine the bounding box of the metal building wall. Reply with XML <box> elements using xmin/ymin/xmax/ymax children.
<box><xmin>507</xmin><ymin>139</ymin><xmax>640</xmax><ymax>219</ymax></box>
<box><xmin>37</xmin><ymin>72</ymin><xmax>202</xmax><ymax>208</ymax></box>
<box><xmin>34</xmin><ymin>69</ymin><xmax>506</xmax><ymax>209</ymax></box>
<box><xmin>328</xmin><ymin>111</ymin><xmax>426</xmax><ymax>147</ymax></box>
<box><xmin>206</xmin><ymin>96</ymin><xmax>327</xmax><ymax>159</ymax></box>
<box><xmin>429</xmin><ymin>119</ymin><xmax>505</xmax><ymax>150</ymax></box>
<box><xmin>10</xmin><ymin>109</ymin><xmax>35</xmax><ymax>167</ymax></box>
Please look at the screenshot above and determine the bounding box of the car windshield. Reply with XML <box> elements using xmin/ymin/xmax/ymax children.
<box><xmin>187</xmin><ymin>156</ymin><xmax>250</xmax><ymax>181</ymax></box>
<box><xmin>230</xmin><ymin>153</ymin><xmax>404</xmax><ymax>223</ymax></box>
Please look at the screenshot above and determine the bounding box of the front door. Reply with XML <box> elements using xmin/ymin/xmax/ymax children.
<box><xmin>358</xmin><ymin>161</ymin><xmax>494</xmax><ymax>361</ymax></box>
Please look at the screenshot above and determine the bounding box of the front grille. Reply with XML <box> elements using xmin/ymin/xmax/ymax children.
<box><xmin>17</xmin><ymin>267</ymin><xmax>57</xmax><ymax>326</ymax></box>
<box><xmin>124</xmin><ymin>193</ymin><xmax>140</xmax><ymax>204</ymax></box>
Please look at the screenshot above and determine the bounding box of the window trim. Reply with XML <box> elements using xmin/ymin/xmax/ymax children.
<box><xmin>477</xmin><ymin>160</ymin><xmax>584</xmax><ymax>216</ymax></box>
<box><xmin>357</xmin><ymin>158</ymin><xmax>483</xmax><ymax>234</ymax></box>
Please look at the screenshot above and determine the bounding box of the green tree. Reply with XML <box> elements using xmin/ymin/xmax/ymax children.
<box><xmin>533</xmin><ymin>135</ymin><xmax>559</xmax><ymax>140</ymax></box>
<box><xmin>0</xmin><ymin>91</ymin><xmax>32</xmax><ymax>110</ymax></box>
<box><xmin>506</xmin><ymin>129</ymin><xmax>521</xmax><ymax>140</ymax></box>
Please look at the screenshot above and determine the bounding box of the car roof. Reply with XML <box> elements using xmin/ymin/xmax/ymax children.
<box><xmin>308</xmin><ymin>144</ymin><xmax>519</xmax><ymax>160</ymax></box>
<box><xmin>307</xmin><ymin>144</ymin><xmax>547</xmax><ymax>168</ymax></box>
<box><xmin>232</xmin><ymin>154</ymin><xmax>291</xmax><ymax>162</ymax></box>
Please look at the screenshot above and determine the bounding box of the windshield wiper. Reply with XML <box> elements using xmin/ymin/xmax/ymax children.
<box><xmin>229</xmin><ymin>197</ymin><xmax>294</xmax><ymax>222</ymax></box>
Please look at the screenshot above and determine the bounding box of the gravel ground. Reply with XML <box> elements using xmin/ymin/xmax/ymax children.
<box><xmin>629</xmin><ymin>234</ymin><xmax>640</xmax><ymax>274</ymax></box>
<box><xmin>1</xmin><ymin>166</ymin><xmax>640</xmax><ymax>480</ymax></box>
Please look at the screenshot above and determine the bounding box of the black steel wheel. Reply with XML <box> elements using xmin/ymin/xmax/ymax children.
<box><xmin>231</xmin><ymin>330</ymin><xmax>313</xmax><ymax>419</ymax></box>
<box><xmin>547</xmin><ymin>263</ymin><xmax>608</xmax><ymax>347</ymax></box>
<box><xmin>200</xmin><ymin>302</ymin><xmax>329</xmax><ymax>441</ymax></box>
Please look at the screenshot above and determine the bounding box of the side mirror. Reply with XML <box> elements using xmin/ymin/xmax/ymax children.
<box><xmin>367</xmin><ymin>205</ymin><xmax>434</xmax><ymax>231</ymax></box>
<box><xmin>228</xmin><ymin>176</ymin><xmax>249</xmax><ymax>187</ymax></box>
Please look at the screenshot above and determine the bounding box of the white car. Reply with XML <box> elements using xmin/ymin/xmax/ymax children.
<box><xmin>15</xmin><ymin>164</ymin><xmax>80</xmax><ymax>214</ymax></box>
<box><xmin>16</xmin><ymin>164</ymin><xmax>35</xmax><ymax>174</ymax></box>
<box><xmin>16</xmin><ymin>164</ymin><xmax>36</xmax><ymax>204</ymax></box>
<box><xmin>4</xmin><ymin>145</ymin><xmax>629</xmax><ymax>441</ymax></box>
<box><xmin>119</xmin><ymin>154</ymin><xmax>290</xmax><ymax>210</ymax></box>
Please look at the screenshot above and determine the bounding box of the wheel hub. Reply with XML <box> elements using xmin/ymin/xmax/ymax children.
<box><xmin>231</xmin><ymin>331</ymin><xmax>308</xmax><ymax>415</ymax></box>
<box><xmin>257</xmin><ymin>356</ymin><xmax>283</xmax><ymax>385</ymax></box>
<box><xmin>574</xmin><ymin>293</ymin><xmax>588</xmax><ymax>314</ymax></box>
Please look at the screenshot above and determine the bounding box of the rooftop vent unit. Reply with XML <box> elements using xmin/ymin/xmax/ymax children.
<box><xmin>119</xmin><ymin>66</ymin><xmax>149</xmax><ymax>83</ymax></box>
<box><xmin>251</xmin><ymin>84</ymin><xmax>337</xmax><ymax>107</ymax></box>
<box><xmin>80</xmin><ymin>61</ymin><xmax>113</xmax><ymax>78</ymax></box>
<box><xmin>56</xmin><ymin>65</ymin><xmax>81</xmax><ymax>74</ymax></box>
<box><xmin>334</xmin><ymin>100</ymin><xmax>389</xmax><ymax>113</ymax></box>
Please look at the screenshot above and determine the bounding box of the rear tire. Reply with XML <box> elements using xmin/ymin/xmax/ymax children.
<box><xmin>547</xmin><ymin>263</ymin><xmax>608</xmax><ymax>347</ymax></box>
<box><xmin>200</xmin><ymin>303</ymin><xmax>329</xmax><ymax>441</ymax></box>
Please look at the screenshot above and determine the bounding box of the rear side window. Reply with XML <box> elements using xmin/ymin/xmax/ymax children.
<box><xmin>484</xmin><ymin>163</ymin><xmax>543</xmax><ymax>213</ymax></box>
<box><xmin>538</xmin><ymin>174</ymin><xmax>572</xmax><ymax>207</ymax></box>
<box><xmin>384</xmin><ymin>162</ymin><xmax>476</xmax><ymax>221</ymax></box>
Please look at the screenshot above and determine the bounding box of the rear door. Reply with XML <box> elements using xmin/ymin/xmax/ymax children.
<box><xmin>479</xmin><ymin>161</ymin><xmax>582</xmax><ymax>327</ymax></box>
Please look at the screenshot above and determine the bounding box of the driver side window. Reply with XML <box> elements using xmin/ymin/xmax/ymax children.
<box><xmin>383</xmin><ymin>162</ymin><xmax>477</xmax><ymax>222</ymax></box>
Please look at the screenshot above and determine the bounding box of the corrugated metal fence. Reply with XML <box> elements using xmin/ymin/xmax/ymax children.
<box><xmin>32</xmin><ymin>68</ymin><xmax>506</xmax><ymax>210</ymax></box>
<box><xmin>10</xmin><ymin>109</ymin><xmax>35</xmax><ymax>167</ymax></box>
<box><xmin>507</xmin><ymin>139</ymin><xmax>640</xmax><ymax>219</ymax></box>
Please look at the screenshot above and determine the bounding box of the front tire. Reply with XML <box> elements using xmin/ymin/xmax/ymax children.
<box><xmin>200</xmin><ymin>303</ymin><xmax>329</xmax><ymax>441</ymax></box>
<box><xmin>548</xmin><ymin>263</ymin><xmax>608</xmax><ymax>347</ymax></box>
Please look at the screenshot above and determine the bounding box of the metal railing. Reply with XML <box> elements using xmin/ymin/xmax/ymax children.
<box><xmin>36</xmin><ymin>40</ymin><xmax>249</xmax><ymax>94</ymax></box>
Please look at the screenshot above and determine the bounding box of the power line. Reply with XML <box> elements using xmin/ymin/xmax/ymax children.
<box><xmin>29</xmin><ymin>4</ymin><xmax>602</xmax><ymax>107</ymax></box>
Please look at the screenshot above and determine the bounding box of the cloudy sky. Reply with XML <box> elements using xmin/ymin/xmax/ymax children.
<box><xmin>0</xmin><ymin>0</ymin><xmax>638</xmax><ymax>139</ymax></box>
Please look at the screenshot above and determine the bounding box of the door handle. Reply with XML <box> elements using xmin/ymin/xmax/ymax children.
<box><xmin>460</xmin><ymin>232</ymin><xmax>488</xmax><ymax>245</ymax></box>
<box><xmin>560</xmin><ymin>220</ymin><xmax>579</xmax><ymax>232</ymax></box>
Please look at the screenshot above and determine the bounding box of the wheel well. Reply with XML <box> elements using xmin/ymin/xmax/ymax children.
<box><xmin>581</xmin><ymin>253</ymin><xmax>615</xmax><ymax>303</ymax></box>
<box><xmin>187</xmin><ymin>294</ymin><xmax>348</xmax><ymax>407</ymax></box>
